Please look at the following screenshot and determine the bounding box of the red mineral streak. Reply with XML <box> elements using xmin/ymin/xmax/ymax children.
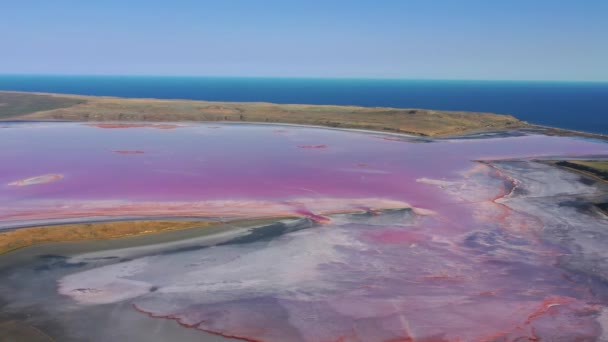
<box><xmin>197</xmin><ymin>329</ymin><xmax>264</xmax><ymax>342</ymax></box>
<box><xmin>283</xmin><ymin>200</ymin><xmax>335</xmax><ymax>223</ymax></box>
<box><xmin>85</xmin><ymin>123</ymin><xmax>180</xmax><ymax>129</ymax></box>
<box><xmin>477</xmin><ymin>290</ymin><xmax>500</xmax><ymax>296</ymax></box>
<box><xmin>297</xmin><ymin>145</ymin><xmax>328</xmax><ymax>149</ymax></box>
<box><xmin>112</xmin><ymin>150</ymin><xmax>145</xmax><ymax>155</ymax></box>
<box><xmin>524</xmin><ymin>296</ymin><xmax>575</xmax><ymax>325</ymax></box>
<box><xmin>484</xmin><ymin>164</ymin><xmax>545</xmax><ymax>235</ymax></box>
<box><xmin>8</xmin><ymin>174</ymin><xmax>63</xmax><ymax>186</ymax></box>
<box><xmin>132</xmin><ymin>304</ymin><xmax>264</xmax><ymax>342</ymax></box>
<box><xmin>486</xmin><ymin>166</ymin><xmax>518</xmax><ymax>203</ymax></box>
<box><xmin>293</xmin><ymin>209</ymin><xmax>331</xmax><ymax>224</ymax></box>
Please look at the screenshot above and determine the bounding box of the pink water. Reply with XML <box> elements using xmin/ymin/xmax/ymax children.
<box><xmin>1</xmin><ymin>123</ymin><xmax>605</xmax><ymax>227</ymax></box>
<box><xmin>2</xmin><ymin>122</ymin><xmax>608</xmax><ymax>341</ymax></box>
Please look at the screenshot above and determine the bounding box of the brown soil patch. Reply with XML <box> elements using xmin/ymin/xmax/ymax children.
<box><xmin>0</xmin><ymin>220</ymin><xmax>217</xmax><ymax>255</ymax></box>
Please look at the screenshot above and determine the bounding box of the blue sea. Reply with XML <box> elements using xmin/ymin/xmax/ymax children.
<box><xmin>0</xmin><ymin>75</ymin><xmax>606</xmax><ymax>135</ymax></box>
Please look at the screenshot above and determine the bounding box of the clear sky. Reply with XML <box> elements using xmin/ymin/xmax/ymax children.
<box><xmin>2</xmin><ymin>0</ymin><xmax>607</xmax><ymax>81</ymax></box>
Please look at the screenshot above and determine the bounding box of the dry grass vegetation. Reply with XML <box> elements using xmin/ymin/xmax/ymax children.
<box><xmin>0</xmin><ymin>220</ymin><xmax>217</xmax><ymax>255</ymax></box>
<box><xmin>1</xmin><ymin>91</ymin><xmax>527</xmax><ymax>136</ymax></box>
<box><xmin>568</xmin><ymin>160</ymin><xmax>608</xmax><ymax>173</ymax></box>
<box><xmin>0</xmin><ymin>92</ymin><xmax>84</xmax><ymax>119</ymax></box>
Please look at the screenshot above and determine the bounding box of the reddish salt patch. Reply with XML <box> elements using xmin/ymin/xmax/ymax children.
<box><xmin>294</xmin><ymin>209</ymin><xmax>331</xmax><ymax>224</ymax></box>
<box><xmin>112</xmin><ymin>150</ymin><xmax>145</xmax><ymax>155</ymax></box>
<box><xmin>478</xmin><ymin>290</ymin><xmax>500</xmax><ymax>296</ymax></box>
<box><xmin>297</xmin><ymin>145</ymin><xmax>328</xmax><ymax>149</ymax></box>
<box><xmin>364</xmin><ymin>229</ymin><xmax>428</xmax><ymax>244</ymax></box>
<box><xmin>288</xmin><ymin>204</ymin><xmax>331</xmax><ymax>223</ymax></box>
<box><xmin>8</xmin><ymin>174</ymin><xmax>63</xmax><ymax>186</ymax></box>
<box><xmin>85</xmin><ymin>123</ymin><xmax>180</xmax><ymax>129</ymax></box>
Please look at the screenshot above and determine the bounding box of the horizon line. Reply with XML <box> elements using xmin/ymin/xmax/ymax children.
<box><xmin>0</xmin><ymin>73</ymin><xmax>607</xmax><ymax>84</ymax></box>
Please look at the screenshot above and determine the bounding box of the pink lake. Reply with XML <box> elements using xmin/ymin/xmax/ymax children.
<box><xmin>1</xmin><ymin>122</ymin><xmax>608</xmax><ymax>342</ymax></box>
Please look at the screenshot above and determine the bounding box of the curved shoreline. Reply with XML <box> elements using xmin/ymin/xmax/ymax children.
<box><xmin>0</xmin><ymin>90</ymin><xmax>526</xmax><ymax>137</ymax></box>
<box><xmin>3</xmin><ymin>90</ymin><xmax>607</xmax><ymax>141</ymax></box>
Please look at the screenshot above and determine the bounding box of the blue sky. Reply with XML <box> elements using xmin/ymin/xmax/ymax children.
<box><xmin>1</xmin><ymin>0</ymin><xmax>607</xmax><ymax>81</ymax></box>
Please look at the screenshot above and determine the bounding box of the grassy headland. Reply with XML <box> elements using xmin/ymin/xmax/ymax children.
<box><xmin>0</xmin><ymin>91</ymin><xmax>527</xmax><ymax>137</ymax></box>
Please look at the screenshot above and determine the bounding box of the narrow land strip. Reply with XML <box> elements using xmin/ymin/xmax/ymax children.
<box><xmin>0</xmin><ymin>220</ymin><xmax>218</xmax><ymax>255</ymax></box>
<box><xmin>0</xmin><ymin>91</ymin><xmax>526</xmax><ymax>137</ymax></box>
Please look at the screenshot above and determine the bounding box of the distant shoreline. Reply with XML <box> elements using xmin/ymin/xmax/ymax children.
<box><xmin>0</xmin><ymin>90</ymin><xmax>528</xmax><ymax>137</ymax></box>
<box><xmin>1</xmin><ymin>90</ymin><xmax>607</xmax><ymax>140</ymax></box>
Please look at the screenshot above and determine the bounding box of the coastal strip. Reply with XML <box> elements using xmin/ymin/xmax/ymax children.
<box><xmin>0</xmin><ymin>91</ymin><xmax>526</xmax><ymax>137</ymax></box>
